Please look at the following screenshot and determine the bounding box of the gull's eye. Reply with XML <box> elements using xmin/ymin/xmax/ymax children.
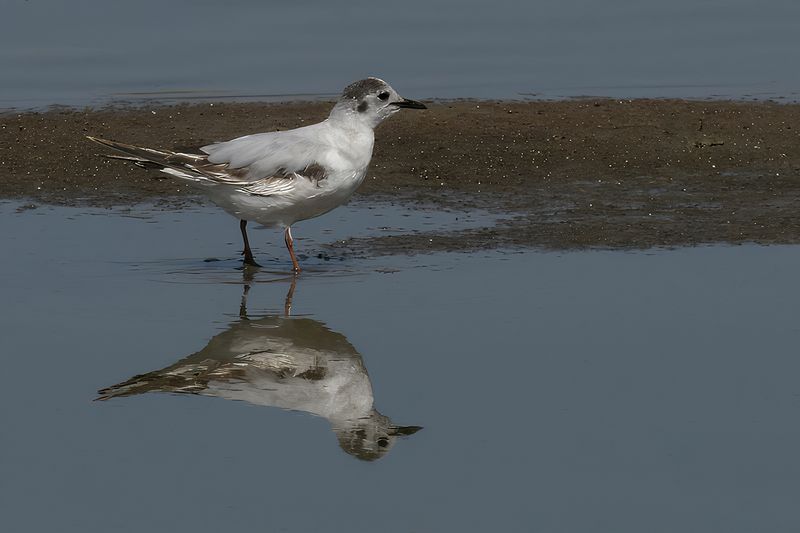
<box><xmin>377</xmin><ymin>437</ymin><xmax>389</xmax><ymax>447</ymax></box>
<box><xmin>377</xmin><ymin>91</ymin><xmax>390</xmax><ymax>101</ymax></box>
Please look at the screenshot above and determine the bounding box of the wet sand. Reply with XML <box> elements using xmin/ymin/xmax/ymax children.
<box><xmin>2</xmin><ymin>99</ymin><xmax>800</xmax><ymax>252</ymax></box>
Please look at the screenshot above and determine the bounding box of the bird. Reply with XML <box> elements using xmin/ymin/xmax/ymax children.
<box><xmin>87</xmin><ymin>77</ymin><xmax>427</xmax><ymax>272</ymax></box>
<box><xmin>96</xmin><ymin>276</ymin><xmax>422</xmax><ymax>461</ymax></box>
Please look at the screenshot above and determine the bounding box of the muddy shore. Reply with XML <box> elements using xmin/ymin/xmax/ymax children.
<box><xmin>2</xmin><ymin>99</ymin><xmax>800</xmax><ymax>253</ymax></box>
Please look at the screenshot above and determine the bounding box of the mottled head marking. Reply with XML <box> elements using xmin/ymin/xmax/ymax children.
<box><xmin>329</xmin><ymin>77</ymin><xmax>422</xmax><ymax>127</ymax></box>
<box><xmin>342</xmin><ymin>77</ymin><xmax>388</xmax><ymax>101</ymax></box>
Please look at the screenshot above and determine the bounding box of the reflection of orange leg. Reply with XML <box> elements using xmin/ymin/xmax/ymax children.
<box><xmin>284</xmin><ymin>274</ymin><xmax>297</xmax><ymax>316</ymax></box>
<box><xmin>284</xmin><ymin>226</ymin><xmax>301</xmax><ymax>273</ymax></box>
<box><xmin>240</xmin><ymin>220</ymin><xmax>260</xmax><ymax>266</ymax></box>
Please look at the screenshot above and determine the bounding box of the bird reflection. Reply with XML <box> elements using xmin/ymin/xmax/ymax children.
<box><xmin>97</xmin><ymin>272</ymin><xmax>421</xmax><ymax>461</ymax></box>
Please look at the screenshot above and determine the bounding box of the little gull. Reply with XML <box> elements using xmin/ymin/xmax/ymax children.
<box><xmin>88</xmin><ymin>77</ymin><xmax>426</xmax><ymax>272</ymax></box>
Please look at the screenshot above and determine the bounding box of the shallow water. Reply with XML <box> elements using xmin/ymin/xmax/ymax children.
<box><xmin>3</xmin><ymin>0</ymin><xmax>800</xmax><ymax>109</ymax></box>
<box><xmin>2</xmin><ymin>202</ymin><xmax>800</xmax><ymax>532</ymax></box>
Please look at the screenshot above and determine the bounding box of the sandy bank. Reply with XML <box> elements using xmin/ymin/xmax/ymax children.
<box><xmin>2</xmin><ymin>99</ymin><xmax>799</xmax><ymax>252</ymax></box>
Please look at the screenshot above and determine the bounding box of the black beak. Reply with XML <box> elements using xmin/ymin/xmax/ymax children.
<box><xmin>392</xmin><ymin>98</ymin><xmax>427</xmax><ymax>110</ymax></box>
<box><xmin>388</xmin><ymin>425</ymin><xmax>423</xmax><ymax>436</ymax></box>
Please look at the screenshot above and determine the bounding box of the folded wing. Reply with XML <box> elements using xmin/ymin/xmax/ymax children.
<box><xmin>88</xmin><ymin>127</ymin><xmax>331</xmax><ymax>196</ymax></box>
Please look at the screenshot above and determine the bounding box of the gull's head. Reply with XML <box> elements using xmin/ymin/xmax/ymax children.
<box><xmin>330</xmin><ymin>77</ymin><xmax>427</xmax><ymax>128</ymax></box>
<box><xmin>333</xmin><ymin>410</ymin><xmax>423</xmax><ymax>461</ymax></box>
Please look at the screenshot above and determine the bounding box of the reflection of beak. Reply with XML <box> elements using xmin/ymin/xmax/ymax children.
<box><xmin>389</xmin><ymin>425</ymin><xmax>423</xmax><ymax>436</ymax></box>
<box><xmin>392</xmin><ymin>98</ymin><xmax>427</xmax><ymax>109</ymax></box>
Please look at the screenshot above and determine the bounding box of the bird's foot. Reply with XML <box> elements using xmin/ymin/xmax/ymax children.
<box><xmin>243</xmin><ymin>254</ymin><xmax>261</xmax><ymax>268</ymax></box>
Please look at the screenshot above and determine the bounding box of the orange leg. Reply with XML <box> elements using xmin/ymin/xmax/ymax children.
<box><xmin>284</xmin><ymin>226</ymin><xmax>301</xmax><ymax>273</ymax></box>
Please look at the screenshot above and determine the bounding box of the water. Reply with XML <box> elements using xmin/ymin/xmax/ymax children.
<box><xmin>2</xmin><ymin>201</ymin><xmax>800</xmax><ymax>532</ymax></box>
<box><xmin>3</xmin><ymin>0</ymin><xmax>800</xmax><ymax>109</ymax></box>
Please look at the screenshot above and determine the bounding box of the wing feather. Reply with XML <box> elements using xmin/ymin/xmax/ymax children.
<box><xmin>89</xmin><ymin>129</ymin><xmax>331</xmax><ymax>196</ymax></box>
<box><xmin>200</xmin><ymin>123</ymin><xmax>328</xmax><ymax>180</ymax></box>
<box><xmin>237</xmin><ymin>164</ymin><xmax>328</xmax><ymax>197</ymax></box>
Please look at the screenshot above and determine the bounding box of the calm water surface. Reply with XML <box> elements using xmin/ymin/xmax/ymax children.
<box><xmin>1</xmin><ymin>202</ymin><xmax>800</xmax><ymax>532</ymax></box>
<box><xmin>2</xmin><ymin>0</ymin><xmax>800</xmax><ymax>109</ymax></box>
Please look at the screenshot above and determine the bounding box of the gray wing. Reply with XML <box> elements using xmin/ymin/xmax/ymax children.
<box><xmin>200</xmin><ymin>123</ymin><xmax>330</xmax><ymax>181</ymax></box>
<box><xmin>88</xmin><ymin>126</ymin><xmax>331</xmax><ymax>194</ymax></box>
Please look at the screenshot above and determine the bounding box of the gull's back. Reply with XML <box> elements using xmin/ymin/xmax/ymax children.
<box><xmin>201</xmin><ymin>122</ymin><xmax>334</xmax><ymax>181</ymax></box>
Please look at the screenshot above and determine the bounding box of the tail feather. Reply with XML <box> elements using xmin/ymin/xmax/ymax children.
<box><xmin>95</xmin><ymin>371</ymin><xmax>206</xmax><ymax>401</ymax></box>
<box><xmin>95</xmin><ymin>359</ymin><xmax>225</xmax><ymax>401</ymax></box>
<box><xmin>105</xmin><ymin>154</ymin><xmax>166</xmax><ymax>171</ymax></box>
<box><xmin>87</xmin><ymin>136</ymin><xmax>172</xmax><ymax>163</ymax></box>
<box><xmin>87</xmin><ymin>136</ymin><xmax>210</xmax><ymax>181</ymax></box>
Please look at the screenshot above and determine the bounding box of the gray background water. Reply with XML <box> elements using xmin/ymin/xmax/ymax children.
<box><xmin>2</xmin><ymin>0</ymin><xmax>800</xmax><ymax>109</ymax></box>
<box><xmin>2</xmin><ymin>202</ymin><xmax>800</xmax><ymax>532</ymax></box>
<box><xmin>3</xmin><ymin>2</ymin><xmax>800</xmax><ymax>529</ymax></box>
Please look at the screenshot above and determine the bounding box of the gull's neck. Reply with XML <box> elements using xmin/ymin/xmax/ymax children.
<box><xmin>327</xmin><ymin>101</ymin><xmax>380</xmax><ymax>132</ymax></box>
<box><xmin>325</xmin><ymin>103</ymin><xmax>376</xmax><ymax>167</ymax></box>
